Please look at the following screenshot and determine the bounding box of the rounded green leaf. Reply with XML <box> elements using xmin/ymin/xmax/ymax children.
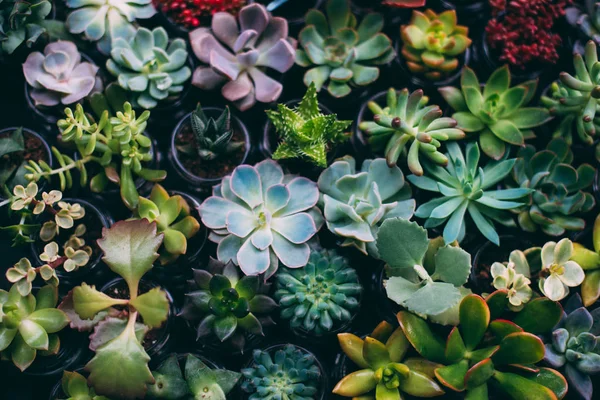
<box><xmin>18</xmin><ymin>320</ymin><xmax>48</xmax><ymax>350</ymax></box>
<box><xmin>582</xmin><ymin>270</ymin><xmax>600</xmax><ymax>307</ymax></box>
<box><xmin>435</xmin><ymin>360</ymin><xmax>468</xmax><ymax>392</ymax></box>
<box><xmin>338</xmin><ymin>333</ymin><xmax>368</xmax><ymax>368</ymax></box>
<box><xmin>397</xmin><ymin>311</ymin><xmax>446</xmax><ymax>363</ymax></box>
<box><xmin>512</xmin><ymin>298</ymin><xmax>562</xmax><ymax>334</ymax></box>
<box><xmin>491</xmin><ymin>371</ymin><xmax>556</xmax><ymax>400</ymax></box>
<box><xmin>333</xmin><ymin>369</ymin><xmax>377</xmax><ymax>397</ymax></box>
<box><xmin>363</xmin><ymin>336</ymin><xmax>391</xmax><ymax>369</ymax></box>
<box><xmin>399</xmin><ymin>370</ymin><xmax>445</xmax><ymax>397</ymax></box>
<box><xmin>459</xmin><ymin>295</ymin><xmax>490</xmax><ymax>351</ymax></box>
<box><xmin>445</xmin><ymin>327</ymin><xmax>466</xmax><ymax>363</ymax></box>
<box><xmin>28</xmin><ymin>309</ymin><xmax>69</xmax><ymax>333</ymax></box>
<box><xmin>377</xmin><ymin>218</ymin><xmax>429</xmax><ymax>269</ymax></box>
<box><xmin>492</xmin><ymin>332</ymin><xmax>545</xmax><ymax>366</ymax></box>
<box><xmin>465</xmin><ymin>359</ymin><xmax>495</xmax><ymax>390</ymax></box>
<box><xmin>11</xmin><ymin>334</ymin><xmax>37</xmax><ymax>371</ymax></box>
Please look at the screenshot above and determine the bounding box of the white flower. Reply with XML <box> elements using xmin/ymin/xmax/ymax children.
<box><xmin>539</xmin><ymin>239</ymin><xmax>585</xmax><ymax>301</ymax></box>
<box><xmin>491</xmin><ymin>261</ymin><xmax>532</xmax><ymax>307</ymax></box>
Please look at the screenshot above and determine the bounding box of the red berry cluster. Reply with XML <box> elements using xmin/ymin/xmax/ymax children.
<box><xmin>155</xmin><ymin>0</ymin><xmax>247</xmax><ymax>30</ymax></box>
<box><xmin>486</xmin><ymin>0</ymin><xmax>572</xmax><ymax>69</ymax></box>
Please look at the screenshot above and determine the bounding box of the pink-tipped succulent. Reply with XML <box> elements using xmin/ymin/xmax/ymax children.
<box><xmin>189</xmin><ymin>3</ymin><xmax>296</xmax><ymax>111</ymax></box>
<box><xmin>23</xmin><ymin>41</ymin><xmax>102</xmax><ymax>107</ymax></box>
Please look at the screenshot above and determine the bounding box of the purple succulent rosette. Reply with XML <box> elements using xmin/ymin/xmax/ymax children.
<box><xmin>198</xmin><ymin>159</ymin><xmax>324</xmax><ymax>278</ymax></box>
<box><xmin>23</xmin><ymin>41</ymin><xmax>102</xmax><ymax>107</ymax></box>
<box><xmin>189</xmin><ymin>3</ymin><xmax>297</xmax><ymax>111</ymax></box>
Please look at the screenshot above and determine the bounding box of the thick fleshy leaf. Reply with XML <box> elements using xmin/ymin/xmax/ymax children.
<box><xmin>333</xmin><ymin>369</ymin><xmax>377</xmax><ymax>396</ymax></box>
<box><xmin>377</xmin><ymin>218</ymin><xmax>428</xmax><ymax>268</ymax></box>
<box><xmin>465</xmin><ymin>359</ymin><xmax>495</xmax><ymax>390</ymax></box>
<box><xmin>129</xmin><ymin>288</ymin><xmax>169</xmax><ymax>329</ymax></box>
<box><xmin>28</xmin><ymin>309</ymin><xmax>69</xmax><ymax>333</ymax></box>
<box><xmin>397</xmin><ymin>311</ymin><xmax>446</xmax><ymax>362</ymax></box>
<box><xmin>459</xmin><ymin>295</ymin><xmax>489</xmax><ymax>350</ymax></box>
<box><xmin>337</xmin><ymin>333</ymin><xmax>368</xmax><ymax>368</ymax></box>
<box><xmin>19</xmin><ymin>320</ymin><xmax>48</xmax><ymax>350</ymax></box>
<box><xmin>492</xmin><ymin>332</ymin><xmax>545</xmax><ymax>365</ymax></box>
<box><xmin>73</xmin><ymin>283</ymin><xmax>128</xmax><ymax>320</ymax></box>
<box><xmin>435</xmin><ymin>360</ymin><xmax>468</xmax><ymax>391</ymax></box>
<box><xmin>492</xmin><ymin>371</ymin><xmax>557</xmax><ymax>400</ymax></box>
<box><xmin>513</xmin><ymin>298</ymin><xmax>562</xmax><ymax>334</ymax></box>
<box><xmin>399</xmin><ymin>370</ymin><xmax>445</xmax><ymax>397</ymax></box>
<box><xmin>432</xmin><ymin>246</ymin><xmax>471</xmax><ymax>286</ymax></box>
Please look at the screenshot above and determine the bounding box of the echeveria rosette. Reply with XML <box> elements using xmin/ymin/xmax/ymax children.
<box><xmin>401</xmin><ymin>9</ymin><xmax>472</xmax><ymax>81</ymax></box>
<box><xmin>378</xmin><ymin>218</ymin><xmax>472</xmax><ymax>325</ymax></box>
<box><xmin>274</xmin><ymin>248</ymin><xmax>362</xmax><ymax>335</ymax></box>
<box><xmin>358</xmin><ymin>88</ymin><xmax>465</xmax><ymax>175</ymax></box>
<box><xmin>198</xmin><ymin>159</ymin><xmax>324</xmax><ymax>278</ymax></box>
<box><xmin>318</xmin><ymin>156</ymin><xmax>415</xmax><ymax>258</ymax></box>
<box><xmin>107</xmin><ymin>27</ymin><xmax>191</xmax><ymax>109</ymax></box>
<box><xmin>544</xmin><ymin>294</ymin><xmax>600</xmax><ymax>400</ymax></box>
<box><xmin>538</xmin><ymin>239</ymin><xmax>585</xmax><ymax>302</ymax></box>
<box><xmin>408</xmin><ymin>142</ymin><xmax>531</xmax><ymax>246</ymax></box>
<box><xmin>179</xmin><ymin>258</ymin><xmax>277</xmax><ymax>350</ymax></box>
<box><xmin>439</xmin><ymin>66</ymin><xmax>552</xmax><ymax>160</ymax></box>
<box><xmin>333</xmin><ymin>320</ymin><xmax>445</xmax><ymax>399</ymax></box>
<box><xmin>189</xmin><ymin>3</ymin><xmax>296</xmax><ymax>111</ymax></box>
<box><xmin>23</xmin><ymin>41</ymin><xmax>102</xmax><ymax>107</ymax></box>
<box><xmin>295</xmin><ymin>0</ymin><xmax>396</xmax><ymax>98</ymax></box>
<box><xmin>66</xmin><ymin>0</ymin><xmax>156</xmax><ymax>55</ymax></box>
<box><xmin>398</xmin><ymin>293</ymin><xmax>568</xmax><ymax>400</ymax></box>
<box><xmin>147</xmin><ymin>353</ymin><xmax>241</xmax><ymax>399</ymax></box>
<box><xmin>59</xmin><ymin>371</ymin><xmax>109</xmax><ymax>400</ymax></box>
<box><xmin>0</xmin><ymin>285</ymin><xmax>69</xmax><ymax>372</ymax></box>
<box><xmin>571</xmin><ymin>214</ymin><xmax>600</xmax><ymax>306</ymax></box>
<box><xmin>510</xmin><ymin>138</ymin><xmax>596</xmax><ymax>236</ymax></box>
<box><xmin>0</xmin><ymin>0</ymin><xmax>52</xmax><ymax>55</ymax></box>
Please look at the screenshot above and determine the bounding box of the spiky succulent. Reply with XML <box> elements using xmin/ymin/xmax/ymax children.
<box><xmin>571</xmin><ymin>213</ymin><xmax>600</xmax><ymax>306</ymax></box>
<box><xmin>0</xmin><ymin>0</ymin><xmax>52</xmax><ymax>55</ymax></box>
<box><xmin>398</xmin><ymin>292</ymin><xmax>567</xmax><ymax>400</ymax></box>
<box><xmin>58</xmin><ymin>371</ymin><xmax>109</xmax><ymax>400</ymax></box>
<box><xmin>400</xmin><ymin>9</ymin><xmax>471</xmax><ymax>80</ymax></box>
<box><xmin>359</xmin><ymin>88</ymin><xmax>465</xmax><ymax>175</ymax></box>
<box><xmin>266</xmin><ymin>83</ymin><xmax>351</xmax><ymax>167</ymax></box>
<box><xmin>318</xmin><ymin>156</ymin><xmax>415</xmax><ymax>257</ymax></box>
<box><xmin>566</xmin><ymin>0</ymin><xmax>600</xmax><ymax>46</ymax></box>
<box><xmin>107</xmin><ymin>27</ymin><xmax>191</xmax><ymax>109</ymax></box>
<box><xmin>509</xmin><ymin>138</ymin><xmax>596</xmax><ymax>236</ymax></box>
<box><xmin>23</xmin><ymin>41</ymin><xmax>101</xmax><ymax>107</ymax></box>
<box><xmin>66</xmin><ymin>0</ymin><xmax>156</xmax><ymax>55</ymax></box>
<box><xmin>541</xmin><ymin>41</ymin><xmax>600</xmax><ymax>161</ymax></box>
<box><xmin>177</xmin><ymin>103</ymin><xmax>244</xmax><ymax>162</ymax></box>
<box><xmin>295</xmin><ymin>0</ymin><xmax>396</xmax><ymax>98</ymax></box>
<box><xmin>241</xmin><ymin>345</ymin><xmax>321</xmax><ymax>399</ymax></box>
<box><xmin>134</xmin><ymin>184</ymin><xmax>200</xmax><ymax>265</ymax></box>
<box><xmin>333</xmin><ymin>321</ymin><xmax>445</xmax><ymax>399</ymax></box>
<box><xmin>189</xmin><ymin>3</ymin><xmax>296</xmax><ymax>111</ymax></box>
<box><xmin>274</xmin><ymin>248</ymin><xmax>361</xmax><ymax>335</ymax></box>
<box><xmin>544</xmin><ymin>294</ymin><xmax>600</xmax><ymax>400</ymax></box>
<box><xmin>147</xmin><ymin>354</ymin><xmax>241</xmax><ymax>399</ymax></box>
<box><xmin>0</xmin><ymin>285</ymin><xmax>69</xmax><ymax>372</ymax></box>
<box><xmin>179</xmin><ymin>258</ymin><xmax>277</xmax><ymax>350</ymax></box>
<box><xmin>439</xmin><ymin>66</ymin><xmax>552</xmax><ymax>160</ymax></box>
<box><xmin>198</xmin><ymin>159</ymin><xmax>324</xmax><ymax>278</ymax></box>
<box><xmin>408</xmin><ymin>142</ymin><xmax>531</xmax><ymax>245</ymax></box>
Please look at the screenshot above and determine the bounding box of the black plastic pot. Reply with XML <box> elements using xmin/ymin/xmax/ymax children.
<box><xmin>100</xmin><ymin>278</ymin><xmax>176</xmax><ymax>360</ymax></box>
<box><xmin>0</xmin><ymin>127</ymin><xmax>54</xmax><ymax>200</ymax></box>
<box><xmin>438</xmin><ymin>0</ymin><xmax>489</xmax><ymax>26</ymax></box>
<box><xmin>255</xmin><ymin>0</ymin><xmax>324</xmax><ymax>35</ymax></box>
<box><xmin>168</xmin><ymin>107</ymin><xmax>251</xmax><ymax>194</ymax></box>
<box><xmin>370</xmin><ymin>262</ymin><xmax>402</xmax><ymax>325</ymax></box>
<box><xmin>29</xmin><ymin>198</ymin><xmax>113</xmax><ymax>292</ymax></box>
<box><xmin>240</xmin><ymin>344</ymin><xmax>329</xmax><ymax>400</ymax></box>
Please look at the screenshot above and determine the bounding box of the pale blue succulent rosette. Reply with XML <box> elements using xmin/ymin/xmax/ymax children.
<box><xmin>65</xmin><ymin>0</ymin><xmax>156</xmax><ymax>55</ymax></box>
<box><xmin>318</xmin><ymin>156</ymin><xmax>415</xmax><ymax>258</ymax></box>
<box><xmin>198</xmin><ymin>159</ymin><xmax>324</xmax><ymax>278</ymax></box>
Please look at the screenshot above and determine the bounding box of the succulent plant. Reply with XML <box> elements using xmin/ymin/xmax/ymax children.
<box><xmin>274</xmin><ymin>248</ymin><xmax>361</xmax><ymax>335</ymax></box>
<box><xmin>378</xmin><ymin>218</ymin><xmax>472</xmax><ymax>325</ymax></box>
<box><xmin>571</xmin><ymin>213</ymin><xmax>600</xmax><ymax>306</ymax></box>
<box><xmin>176</xmin><ymin>103</ymin><xmax>244</xmax><ymax>162</ymax></box>
<box><xmin>318</xmin><ymin>156</ymin><xmax>415</xmax><ymax>257</ymax></box>
<box><xmin>0</xmin><ymin>285</ymin><xmax>69</xmax><ymax>371</ymax></box>
<box><xmin>198</xmin><ymin>159</ymin><xmax>323</xmax><ymax>278</ymax></box>
<box><xmin>266</xmin><ymin>83</ymin><xmax>352</xmax><ymax>167</ymax></box>
<box><xmin>544</xmin><ymin>294</ymin><xmax>600</xmax><ymax>400</ymax></box>
<box><xmin>490</xmin><ymin>249</ymin><xmax>536</xmax><ymax>310</ymax></box>
<box><xmin>400</xmin><ymin>9</ymin><xmax>471</xmax><ymax>80</ymax></box>
<box><xmin>0</xmin><ymin>128</ymin><xmax>33</xmax><ymax>193</ymax></box>
<box><xmin>23</xmin><ymin>41</ymin><xmax>102</xmax><ymax>107</ymax></box>
<box><xmin>66</xmin><ymin>0</ymin><xmax>156</xmax><ymax>55</ymax></box>
<box><xmin>541</xmin><ymin>41</ymin><xmax>600</xmax><ymax>161</ymax></box>
<box><xmin>25</xmin><ymin>101</ymin><xmax>166</xmax><ymax>210</ymax></box>
<box><xmin>566</xmin><ymin>0</ymin><xmax>600</xmax><ymax>46</ymax></box>
<box><xmin>510</xmin><ymin>138</ymin><xmax>596</xmax><ymax>236</ymax></box>
<box><xmin>0</xmin><ymin>0</ymin><xmax>52</xmax><ymax>55</ymax></box>
<box><xmin>147</xmin><ymin>354</ymin><xmax>241</xmax><ymax>399</ymax></box>
<box><xmin>179</xmin><ymin>258</ymin><xmax>277</xmax><ymax>351</ymax></box>
<box><xmin>241</xmin><ymin>344</ymin><xmax>321</xmax><ymax>399</ymax></box>
<box><xmin>134</xmin><ymin>184</ymin><xmax>200</xmax><ymax>265</ymax></box>
<box><xmin>408</xmin><ymin>142</ymin><xmax>531</xmax><ymax>245</ymax></box>
<box><xmin>358</xmin><ymin>88</ymin><xmax>465</xmax><ymax>175</ymax></box>
<box><xmin>333</xmin><ymin>320</ymin><xmax>445</xmax><ymax>399</ymax></box>
<box><xmin>296</xmin><ymin>0</ymin><xmax>395</xmax><ymax>98</ymax></box>
<box><xmin>383</xmin><ymin>0</ymin><xmax>426</xmax><ymax>7</ymax></box>
<box><xmin>398</xmin><ymin>292</ymin><xmax>567</xmax><ymax>400</ymax></box>
<box><xmin>538</xmin><ymin>239</ymin><xmax>585</xmax><ymax>302</ymax></box>
<box><xmin>439</xmin><ymin>66</ymin><xmax>552</xmax><ymax>160</ymax></box>
<box><xmin>189</xmin><ymin>3</ymin><xmax>296</xmax><ymax>111</ymax></box>
<box><xmin>65</xmin><ymin>219</ymin><xmax>170</xmax><ymax>398</ymax></box>
<box><xmin>107</xmin><ymin>27</ymin><xmax>191</xmax><ymax>109</ymax></box>
<box><xmin>58</xmin><ymin>371</ymin><xmax>109</xmax><ymax>400</ymax></box>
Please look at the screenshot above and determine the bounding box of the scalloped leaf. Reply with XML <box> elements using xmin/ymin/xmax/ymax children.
<box><xmin>129</xmin><ymin>287</ymin><xmax>169</xmax><ymax>329</ymax></box>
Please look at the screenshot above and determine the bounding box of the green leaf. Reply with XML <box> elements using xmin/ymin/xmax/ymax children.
<box><xmin>385</xmin><ymin>276</ymin><xmax>421</xmax><ymax>305</ymax></box>
<box><xmin>27</xmin><ymin>309</ymin><xmax>69</xmax><ymax>333</ymax></box>
<box><xmin>337</xmin><ymin>333</ymin><xmax>368</xmax><ymax>368</ymax></box>
<box><xmin>435</xmin><ymin>360</ymin><xmax>468</xmax><ymax>391</ymax></box>
<box><xmin>73</xmin><ymin>283</ymin><xmax>127</xmax><ymax>320</ymax></box>
<box><xmin>582</xmin><ymin>270</ymin><xmax>600</xmax><ymax>306</ymax></box>
<box><xmin>397</xmin><ymin>311</ymin><xmax>446</xmax><ymax>363</ymax></box>
<box><xmin>489</xmin><ymin>120</ymin><xmax>524</xmax><ymax>145</ymax></box>
<box><xmin>491</xmin><ymin>371</ymin><xmax>557</xmax><ymax>400</ymax></box>
<box><xmin>18</xmin><ymin>320</ymin><xmax>48</xmax><ymax>350</ymax></box>
<box><xmin>404</xmin><ymin>282</ymin><xmax>462</xmax><ymax>316</ymax></box>
<box><xmin>399</xmin><ymin>370</ymin><xmax>445</xmax><ymax>397</ymax></box>
<box><xmin>11</xmin><ymin>334</ymin><xmax>37</xmax><ymax>372</ymax></box>
<box><xmin>85</xmin><ymin>318</ymin><xmax>153</xmax><ymax>399</ymax></box>
<box><xmin>213</xmin><ymin>315</ymin><xmax>237</xmax><ymax>342</ymax></box>
<box><xmin>333</xmin><ymin>369</ymin><xmax>378</xmax><ymax>397</ymax></box>
<box><xmin>524</xmin><ymin>368</ymin><xmax>568</xmax><ymax>400</ymax></box>
<box><xmin>445</xmin><ymin>327</ymin><xmax>466</xmax><ymax>363</ymax></box>
<box><xmin>377</xmin><ymin>218</ymin><xmax>429</xmax><ymax>269</ymax></box>
<box><xmin>465</xmin><ymin>359</ymin><xmax>495</xmax><ymax>389</ymax></box>
<box><xmin>129</xmin><ymin>287</ymin><xmax>169</xmax><ymax>329</ymax></box>
<box><xmin>62</xmin><ymin>371</ymin><xmax>92</xmax><ymax>397</ymax></box>
<box><xmin>432</xmin><ymin>246</ymin><xmax>471</xmax><ymax>286</ymax></box>
<box><xmin>512</xmin><ymin>298</ymin><xmax>562</xmax><ymax>334</ymax></box>
<box><xmin>363</xmin><ymin>337</ymin><xmax>391</xmax><ymax>369</ymax></box>
<box><xmin>483</xmin><ymin>66</ymin><xmax>510</xmax><ymax>98</ymax></box>
<box><xmin>97</xmin><ymin>220</ymin><xmax>163</xmax><ymax>294</ymax></box>
<box><xmin>485</xmin><ymin>290</ymin><xmax>509</xmax><ymax>320</ymax></box>
<box><xmin>459</xmin><ymin>295</ymin><xmax>489</xmax><ymax>351</ymax></box>
<box><xmin>492</xmin><ymin>332</ymin><xmax>545</xmax><ymax>365</ymax></box>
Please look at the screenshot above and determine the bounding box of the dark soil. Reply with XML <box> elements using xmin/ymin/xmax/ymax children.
<box><xmin>0</xmin><ymin>130</ymin><xmax>48</xmax><ymax>172</ymax></box>
<box><xmin>175</xmin><ymin>122</ymin><xmax>246</xmax><ymax>179</ymax></box>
